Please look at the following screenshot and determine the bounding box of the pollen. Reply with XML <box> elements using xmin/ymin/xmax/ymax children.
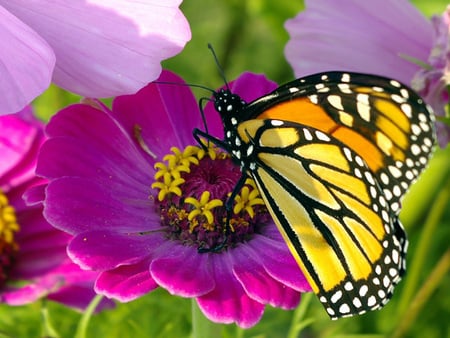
<box><xmin>0</xmin><ymin>190</ymin><xmax>20</xmax><ymax>285</ymax></box>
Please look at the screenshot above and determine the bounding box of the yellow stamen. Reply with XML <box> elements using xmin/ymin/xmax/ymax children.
<box><xmin>154</xmin><ymin>162</ymin><xmax>190</xmax><ymax>180</ymax></box>
<box><xmin>151</xmin><ymin>173</ymin><xmax>185</xmax><ymax>201</ymax></box>
<box><xmin>163</xmin><ymin>146</ymin><xmax>199</xmax><ymax>168</ymax></box>
<box><xmin>233</xmin><ymin>185</ymin><xmax>265</xmax><ymax>218</ymax></box>
<box><xmin>185</xmin><ymin>191</ymin><xmax>223</xmax><ymax>225</ymax></box>
<box><xmin>0</xmin><ymin>191</ymin><xmax>20</xmax><ymax>250</ymax></box>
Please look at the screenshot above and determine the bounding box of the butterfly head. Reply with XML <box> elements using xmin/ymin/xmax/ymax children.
<box><xmin>214</xmin><ymin>89</ymin><xmax>246</xmax><ymax>120</ymax></box>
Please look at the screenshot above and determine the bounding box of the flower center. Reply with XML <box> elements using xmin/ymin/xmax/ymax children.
<box><xmin>151</xmin><ymin>142</ymin><xmax>271</xmax><ymax>252</ymax></box>
<box><xmin>0</xmin><ymin>190</ymin><xmax>20</xmax><ymax>285</ymax></box>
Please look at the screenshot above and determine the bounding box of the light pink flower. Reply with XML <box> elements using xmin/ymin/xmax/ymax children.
<box><xmin>0</xmin><ymin>0</ymin><xmax>191</xmax><ymax>115</ymax></box>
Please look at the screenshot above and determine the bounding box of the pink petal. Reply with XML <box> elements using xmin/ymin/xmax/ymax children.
<box><xmin>0</xmin><ymin>7</ymin><xmax>54</xmax><ymax>114</ymax></box>
<box><xmin>0</xmin><ymin>108</ymin><xmax>38</xmax><ymax>180</ymax></box>
<box><xmin>68</xmin><ymin>230</ymin><xmax>164</xmax><ymax>270</ymax></box>
<box><xmin>48</xmin><ymin>284</ymin><xmax>114</xmax><ymax>312</ymax></box>
<box><xmin>196</xmin><ymin>254</ymin><xmax>265</xmax><ymax>328</ymax></box>
<box><xmin>1</xmin><ymin>261</ymin><xmax>99</xmax><ymax>308</ymax></box>
<box><xmin>96</xmin><ymin>260</ymin><xmax>158</xmax><ymax>302</ymax></box>
<box><xmin>0</xmin><ymin>107</ymin><xmax>45</xmax><ymax>188</ymax></box>
<box><xmin>112</xmin><ymin>70</ymin><xmax>204</xmax><ymax>158</ymax></box>
<box><xmin>12</xmin><ymin>208</ymin><xmax>71</xmax><ymax>278</ymax></box>
<box><xmin>285</xmin><ymin>0</ymin><xmax>433</xmax><ymax>84</ymax></box>
<box><xmin>3</xmin><ymin>1</ymin><xmax>191</xmax><ymax>97</ymax></box>
<box><xmin>151</xmin><ymin>242</ymin><xmax>215</xmax><ymax>297</ymax></box>
<box><xmin>231</xmin><ymin>245</ymin><xmax>301</xmax><ymax>309</ymax></box>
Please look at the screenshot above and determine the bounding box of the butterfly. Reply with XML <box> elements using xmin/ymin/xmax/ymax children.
<box><xmin>193</xmin><ymin>71</ymin><xmax>435</xmax><ymax>319</ymax></box>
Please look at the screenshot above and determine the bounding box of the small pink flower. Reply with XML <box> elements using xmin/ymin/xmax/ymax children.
<box><xmin>36</xmin><ymin>70</ymin><xmax>311</xmax><ymax>328</ymax></box>
<box><xmin>0</xmin><ymin>107</ymin><xmax>111</xmax><ymax>310</ymax></box>
<box><xmin>285</xmin><ymin>0</ymin><xmax>449</xmax><ymax>146</ymax></box>
<box><xmin>0</xmin><ymin>1</ymin><xmax>191</xmax><ymax>115</ymax></box>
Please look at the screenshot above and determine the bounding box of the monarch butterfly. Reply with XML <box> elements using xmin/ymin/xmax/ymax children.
<box><xmin>194</xmin><ymin>70</ymin><xmax>435</xmax><ymax>319</ymax></box>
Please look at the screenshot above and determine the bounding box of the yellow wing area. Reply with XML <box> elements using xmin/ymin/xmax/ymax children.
<box><xmin>254</xmin><ymin>149</ymin><xmax>385</xmax><ymax>293</ymax></box>
<box><xmin>238</xmin><ymin>118</ymin><xmax>405</xmax><ymax>318</ymax></box>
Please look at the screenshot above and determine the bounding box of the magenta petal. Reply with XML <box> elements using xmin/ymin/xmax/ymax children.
<box><xmin>0</xmin><ymin>8</ymin><xmax>54</xmax><ymax>114</ymax></box>
<box><xmin>196</xmin><ymin>254</ymin><xmax>264</xmax><ymax>328</ymax></box>
<box><xmin>112</xmin><ymin>71</ymin><xmax>204</xmax><ymax>157</ymax></box>
<box><xmin>96</xmin><ymin>260</ymin><xmax>158</xmax><ymax>302</ymax></box>
<box><xmin>2</xmin><ymin>1</ymin><xmax>191</xmax><ymax>98</ymax></box>
<box><xmin>39</xmin><ymin>104</ymin><xmax>153</xmax><ymax>182</ymax></box>
<box><xmin>232</xmin><ymin>245</ymin><xmax>301</xmax><ymax>309</ymax></box>
<box><xmin>0</xmin><ymin>106</ymin><xmax>44</xmax><ymax>187</ymax></box>
<box><xmin>68</xmin><ymin>230</ymin><xmax>164</xmax><ymax>270</ymax></box>
<box><xmin>255</xmin><ymin>227</ymin><xmax>312</xmax><ymax>292</ymax></box>
<box><xmin>1</xmin><ymin>261</ymin><xmax>98</xmax><ymax>308</ymax></box>
<box><xmin>22</xmin><ymin>183</ymin><xmax>45</xmax><ymax>206</ymax></box>
<box><xmin>1</xmin><ymin>271</ymin><xmax>63</xmax><ymax>305</ymax></box>
<box><xmin>12</xmin><ymin>210</ymin><xmax>70</xmax><ymax>278</ymax></box>
<box><xmin>151</xmin><ymin>242</ymin><xmax>214</xmax><ymax>297</ymax></box>
<box><xmin>44</xmin><ymin>177</ymin><xmax>160</xmax><ymax>234</ymax></box>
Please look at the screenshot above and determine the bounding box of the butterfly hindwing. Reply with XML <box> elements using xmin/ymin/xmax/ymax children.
<box><xmin>237</xmin><ymin>118</ymin><xmax>406</xmax><ymax>318</ymax></box>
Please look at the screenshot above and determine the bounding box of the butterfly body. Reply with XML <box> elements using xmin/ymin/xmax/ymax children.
<box><xmin>197</xmin><ymin>71</ymin><xmax>435</xmax><ymax>319</ymax></box>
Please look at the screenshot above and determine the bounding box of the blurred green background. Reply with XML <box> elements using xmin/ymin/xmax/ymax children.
<box><xmin>1</xmin><ymin>0</ymin><xmax>449</xmax><ymax>337</ymax></box>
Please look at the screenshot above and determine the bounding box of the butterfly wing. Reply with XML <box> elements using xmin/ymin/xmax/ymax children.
<box><xmin>237</xmin><ymin>118</ymin><xmax>407</xmax><ymax>319</ymax></box>
<box><xmin>244</xmin><ymin>72</ymin><xmax>435</xmax><ymax>214</ymax></box>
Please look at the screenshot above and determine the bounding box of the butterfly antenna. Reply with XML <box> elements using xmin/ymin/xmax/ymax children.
<box><xmin>208</xmin><ymin>43</ymin><xmax>230</xmax><ymax>91</ymax></box>
<box><xmin>153</xmin><ymin>79</ymin><xmax>215</xmax><ymax>135</ymax></box>
<box><xmin>153</xmin><ymin>80</ymin><xmax>215</xmax><ymax>95</ymax></box>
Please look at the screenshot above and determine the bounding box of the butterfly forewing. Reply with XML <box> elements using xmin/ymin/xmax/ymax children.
<box><xmin>245</xmin><ymin>72</ymin><xmax>435</xmax><ymax>214</ymax></box>
<box><xmin>238</xmin><ymin>119</ymin><xmax>406</xmax><ymax>318</ymax></box>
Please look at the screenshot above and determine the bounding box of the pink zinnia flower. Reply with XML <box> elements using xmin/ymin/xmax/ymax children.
<box><xmin>284</xmin><ymin>0</ymin><xmax>449</xmax><ymax>146</ymax></box>
<box><xmin>35</xmin><ymin>70</ymin><xmax>311</xmax><ymax>328</ymax></box>
<box><xmin>0</xmin><ymin>1</ymin><xmax>191</xmax><ymax>115</ymax></box>
<box><xmin>0</xmin><ymin>107</ymin><xmax>111</xmax><ymax>310</ymax></box>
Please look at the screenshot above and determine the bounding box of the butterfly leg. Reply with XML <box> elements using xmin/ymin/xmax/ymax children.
<box><xmin>197</xmin><ymin>173</ymin><xmax>248</xmax><ymax>253</ymax></box>
<box><xmin>193</xmin><ymin>128</ymin><xmax>230</xmax><ymax>152</ymax></box>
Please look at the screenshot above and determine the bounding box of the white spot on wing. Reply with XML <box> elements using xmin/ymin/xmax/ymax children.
<box><xmin>327</xmin><ymin>95</ymin><xmax>344</xmax><ymax>110</ymax></box>
<box><xmin>390</xmin><ymin>80</ymin><xmax>401</xmax><ymax>88</ymax></box>
<box><xmin>270</xmin><ymin>120</ymin><xmax>284</xmax><ymax>127</ymax></box>
<box><xmin>341</xmin><ymin>73</ymin><xmax>351</xmax><ymax>82</ymax></box>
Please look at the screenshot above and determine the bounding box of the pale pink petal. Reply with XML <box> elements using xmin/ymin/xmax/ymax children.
<box><xmin>0</xmin><ymin>6</ymin><xmax>54</xmax><ymax>114</ymax></box>
<box><xmin>285</xmin><ymin>0</ymin><xmax>433</xmax><ymax>83</ymax></box>
<box><xmin>3</xmin><ymin>0</ymin><xmax>191</xmax><ymax>97</ymax></box>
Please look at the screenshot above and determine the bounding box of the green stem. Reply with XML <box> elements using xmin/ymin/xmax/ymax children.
<box><xmin>41</xmin><ymin>302</ymin><xmax>60</xmax><ymax>338</ymax></box>
<box><xmin>287</xmin><ymin>292</ymin><xmax>315</xmax><ymax>338</ymax></box>
<box><xmin>74</xmin><ymin>294</ymin><xmax>104</xmax><ymax>338</ymax></box>
<box><xmin>191</xmin><ymin>299</ymin><xmax>223</xmax><ymax>338</ymax></box>
<box><xmin>397</xmin><ymin>173</ymin><xmax>450</xmax><ymax>315</ymax></box>
<box><xmin>391</xmin><ymin>248</ymin><xmax>450</xmax><ymax>338</ymax></box>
